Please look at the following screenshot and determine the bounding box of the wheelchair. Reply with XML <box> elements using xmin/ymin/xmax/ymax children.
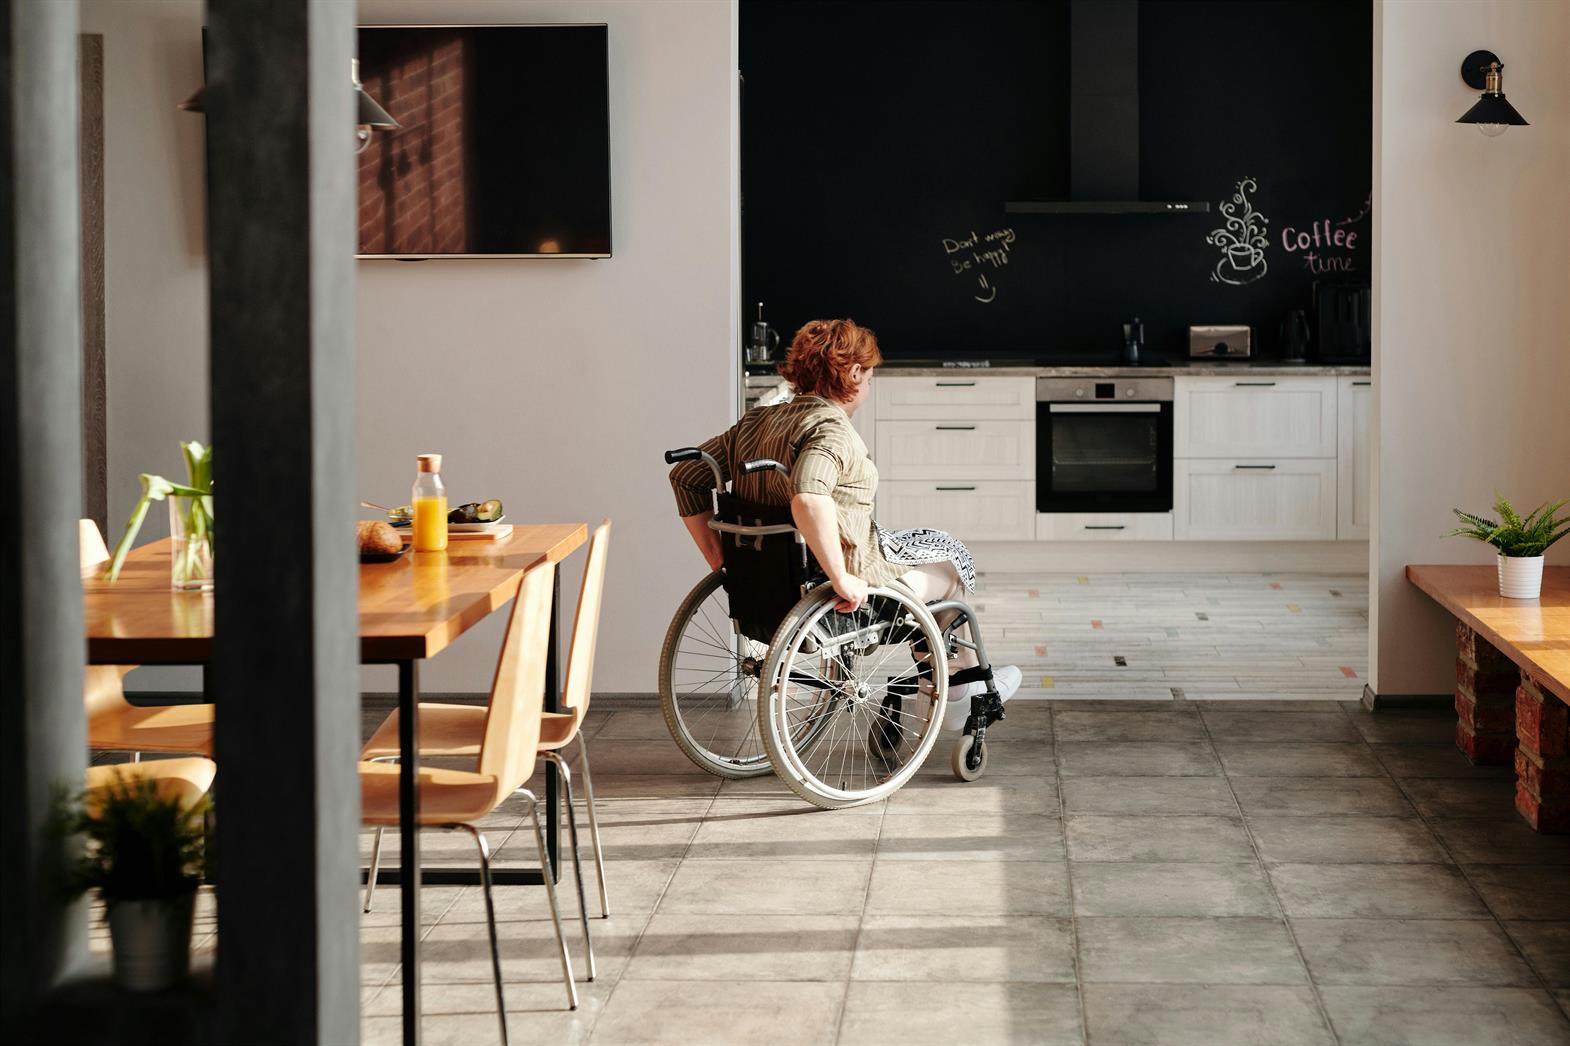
<box><xmin>658</xmin><ymin>447</ymin><xmax>1007</xmax><ymax>808</ymax></box>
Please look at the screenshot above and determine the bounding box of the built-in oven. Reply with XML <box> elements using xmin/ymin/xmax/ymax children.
<box><xmin>1036</xmin><ymin>377</ymin><xmax>1173</xmax><ymax>513</ymax></box>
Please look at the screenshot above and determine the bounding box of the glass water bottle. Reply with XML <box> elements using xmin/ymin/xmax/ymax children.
<box><xmin>411</xmin><ymin>453</ymin><xmax>448</xmax><ymax>552</ymax></box>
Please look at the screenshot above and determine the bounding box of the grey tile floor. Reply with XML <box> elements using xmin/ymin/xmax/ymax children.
<box><xmin>92</xmin><ymin>572</ymin><xmax>1570</xmax><ymax>1043</ymax></box>
<box><xmin>348</xmin><ymin>697</ymin><xmax>1570</xmax><ymax>1046</ymax></box>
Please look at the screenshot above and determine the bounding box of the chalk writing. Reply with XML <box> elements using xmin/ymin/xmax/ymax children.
<box><xmin>942</xmin><ymin>226</ymin><xmax>1017</xmax><ymax>304</ymax></box>
<box><xmin>1206</xmin><ymin>177</ymin><xmax>1269</xmax><ymax>286</ymax></box>
<box><xmin>1285</xmin><ymin>193</ymin><xmax>1369</xmax><ymax>274</ymax></box>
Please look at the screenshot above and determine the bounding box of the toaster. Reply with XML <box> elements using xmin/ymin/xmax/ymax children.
<box><xmin>1189</xmin><ymin>325</ymin><xmax>1252</xmax><ymax>359</ymax></box>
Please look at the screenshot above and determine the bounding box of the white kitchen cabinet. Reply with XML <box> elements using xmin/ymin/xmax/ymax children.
<box><xmin>1036</xmin><ymin>512</ymin><xmax>1174</xmax><ymax>541</ymax></box>
<box><xmin>1337</xmin><ymin>377</ymin><xmax>1373</xmax><ymax>540</ymax></box>
<box><xmin>875</xmin><ymin>375</ymin><xmax>1035</xmax><ymax>420</ymax></box>
<box><xmin>876</xmin><ymin>419</ymin><xmax>1033</xmax><ymax>481</ymax></box>
<box><xmin>878</xmin><ymin>481</ymin><xmax>1034</xmax><ymax>541</ymax></box>
<box><xmin>1173</xmin><ymin>459</ymin><xmax>1337</xmax><ymax>540</ymax></box>
<box><xmin>1173</xmin><ymin>376</ymin><xmax>1337</xmax><ymax>458</ymax></box>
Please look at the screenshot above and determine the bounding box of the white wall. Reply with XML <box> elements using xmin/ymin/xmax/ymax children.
<box><xmin>85</xmin><ymin>0</ymin><xmax>739</xmax><ymax>694</ymax></box>
<box><xmin>1371</xmin><ymin>0</ymin><xmax>1570</xmax><ymax>696</ymax></box>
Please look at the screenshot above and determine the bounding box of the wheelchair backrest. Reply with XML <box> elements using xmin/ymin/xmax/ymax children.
<box><xmin>713</xmin><ymin>492</ymin><xmax>818</xmax><ymax>645</ymax></box>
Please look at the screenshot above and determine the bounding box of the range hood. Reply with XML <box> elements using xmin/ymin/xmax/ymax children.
<box><xmin>1007</xmin><ymin>0</ymin><xmax>1209</xmax><ymax>215</ymax></box>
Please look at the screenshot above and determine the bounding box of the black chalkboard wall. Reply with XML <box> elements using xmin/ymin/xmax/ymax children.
<box><xmin>741</xmin><ymin>0</ymin><xmax>1372</xmax><ymax>362</ymax></box>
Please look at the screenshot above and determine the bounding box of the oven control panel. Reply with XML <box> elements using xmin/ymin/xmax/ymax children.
<box><xmin>1037</xmin><ymin>377</ymin><xmax>1174</xmax><ymax>402</ymax></box>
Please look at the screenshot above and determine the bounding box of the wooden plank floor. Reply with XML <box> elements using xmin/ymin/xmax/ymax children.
<box><xmin>973</xmin><ymin>570</ymin><xmax>1369</xmax><ymax>702</ymax></box>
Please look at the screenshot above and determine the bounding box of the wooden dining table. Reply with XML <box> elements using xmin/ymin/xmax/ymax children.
<box><xmin>83</xmin><ymin>521</ymin><xmax>588</xmax><ymax>1044</ymax></box>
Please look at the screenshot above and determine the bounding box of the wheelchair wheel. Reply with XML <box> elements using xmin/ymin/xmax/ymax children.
<box><xmin>758</xmin><ymin>584</ymin><xmax>948</xmax><ymax>809</ymax></box>
<box><xmin>658</xmin><ymin>570</ymin><xmax>774</xmax><ymax>778</ymax></box>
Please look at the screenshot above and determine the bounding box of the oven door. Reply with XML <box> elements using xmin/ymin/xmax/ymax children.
<box><xmin>1037</xmin><ymin>401</ymin><xmax>1173</xmax><ymax>513</ymax></box>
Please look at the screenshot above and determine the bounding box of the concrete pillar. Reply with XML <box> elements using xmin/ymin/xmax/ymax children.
<box><xmin>0</xmin><ymin>0</ymin><xmax>89</xmax><ymax>1024</ymax></box>
<box><xmin>203</xmin><ymin>1</ymin><xmax>360</xmax><ymax>1041</ymax></box>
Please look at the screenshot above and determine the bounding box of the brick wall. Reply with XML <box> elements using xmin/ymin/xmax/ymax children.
<box><xmin>357</xmin><ymin>33</ymin><xmax>470</xmax><ymax>255</ymax></box>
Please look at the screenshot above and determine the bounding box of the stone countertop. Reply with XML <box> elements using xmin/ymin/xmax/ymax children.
<box><xmin>746</xmin><ymin>360</ymin><xmax>1372</xmax><ymax>378</ymax></box>
<box><xmin>882</xmin><ymin>363</ymin><xmax>1373</xmax><ymax>377</ymax></box>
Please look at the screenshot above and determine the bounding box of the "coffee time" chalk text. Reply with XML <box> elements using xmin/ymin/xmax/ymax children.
<box><xmin>1281</xmin><ymin>219</ymin><xmax>1357</xmax><ymax>274</ymax></box>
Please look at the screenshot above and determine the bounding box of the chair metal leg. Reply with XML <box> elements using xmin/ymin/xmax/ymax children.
<box><xmin>520</xmin><ymin>790</ymin><xmax>578</xmax><ymax>1011</ymax></box>
<box><xmin>575</xmin><ymin>734</ymin><xmax>611</xmax><ymax>918</ymax></box>
<box><xmin>455</xmin><ymin>824</ymin><xmax>510</xmax><ymax>1046</ymax></box>
<box><xmin>363</xmin><ymin>826</ymin><xmax>385</xmax><ymax>913</ymax></box>
<box><xmin>541</xmin><ymin>752</ymin><xmax>596</xmax><ymax>982</ymax></box>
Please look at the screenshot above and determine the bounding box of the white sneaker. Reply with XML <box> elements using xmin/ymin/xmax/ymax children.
<box><xmin>940</xmin><ymin>664</ymin><xmax>1022</xmax><ymax>731</ymax></box>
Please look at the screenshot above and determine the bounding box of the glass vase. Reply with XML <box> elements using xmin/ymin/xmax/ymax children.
<box><xmin>169</xmin><ymin>494</ymin><xmax>214</xmax><ymax>591</ymax></box>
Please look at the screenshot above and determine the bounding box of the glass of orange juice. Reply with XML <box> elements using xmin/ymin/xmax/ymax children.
<box><xmin>411</xmin><ymin>453</ymin><xmax>448</xmax><ymax>551</ymax></box>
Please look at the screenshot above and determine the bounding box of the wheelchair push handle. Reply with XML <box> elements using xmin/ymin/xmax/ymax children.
<box><xmin>664</xmin><ymin>446</ymin><xmax>727</xmax><ymax>492</ymax></box>
<box><xmin>741</xmin><ymin>458</ymin><xmax>790</xmax><ymax>478</ymax></box>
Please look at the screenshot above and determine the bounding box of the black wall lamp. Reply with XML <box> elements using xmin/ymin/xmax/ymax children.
<box><xmin>1456</xmin><ymin>50</ymin><xmax>1529</xmax><ymax>137</ymax></box>
<box><xmin>178</xmin><ymin>58</ymin><xmax>399</xmax><ymax>153</ymax></box>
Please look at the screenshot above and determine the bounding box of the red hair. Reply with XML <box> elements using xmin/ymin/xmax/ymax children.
<box><xmin>778</xmin><ymin>318</ymin><xmax>882</xmax><ymax>401</ymax></box>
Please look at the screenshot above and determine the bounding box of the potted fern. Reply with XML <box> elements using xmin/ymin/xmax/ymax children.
<box><xmin>1446</xmin><ymin>493</ymin><xmax>1569</xmax><ymax>599</ymax></box>
<box><xmin>60</xmin><ymin>770</ymin><xmax>210</xmax><ymax>992</ymax></box>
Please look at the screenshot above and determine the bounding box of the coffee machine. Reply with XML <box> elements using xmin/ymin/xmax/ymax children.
<box><xmin>1121</xmin><ymin>317</ymin><xmax>1144</xmax><ymax>367</ymax></box>
<box><xmin>747</xmin><ymin>303</ymin><xmax>780</xmax><ymax>365</ymax></box>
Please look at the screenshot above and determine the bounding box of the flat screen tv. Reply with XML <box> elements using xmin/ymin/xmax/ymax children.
<box><xmin>356</xmin><ymin>24</ymin><xmax>610</xmax><ymax>259</ymax></box>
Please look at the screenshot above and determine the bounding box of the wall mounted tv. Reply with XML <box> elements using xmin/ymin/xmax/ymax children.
<box><xmin>356</xmin><ymin>24</ymin><xmax>611</xmax><ymax>259</ymax></box>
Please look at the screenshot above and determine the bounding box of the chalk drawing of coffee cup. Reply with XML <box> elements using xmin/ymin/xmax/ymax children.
<box><xmin>1206</xmin><ymin>176</ymin><xmax>1271</xmax><ymax>287</ymax></box>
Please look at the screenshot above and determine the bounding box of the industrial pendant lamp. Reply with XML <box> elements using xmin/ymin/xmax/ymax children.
<box><xmin>1455</xmin><ymin>50</ymin><xmax>1529</xmax><ymax>137</ymax></box>
<box><xmin>178</xmin><ymin>59</ymin><xmax>400</xmax><ymax>152</ymax></box>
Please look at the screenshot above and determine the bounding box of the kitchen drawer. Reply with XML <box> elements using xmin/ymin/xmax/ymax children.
<box><xmin>1173</xmin><ymin>459</ymin><xmax>1337</xmax><ymax>540</ymax></box>
<box><xmin>1173</xmin><ymin>376</ymin><xmax>1337</xmax><ymax>458</ymax></box>
<box><xmin>1036</xmin><ymin>512</ymin><xmax>1174</xmax><ymax>541</ymax></box>
<box><xmin>875</xmin><ymin>375</ymin><xmax>1035</xmax><ymax>420</ymax></box>
<box><xmin>877</xmin><ymin>481</ymin><xmax>1034</xmax><ymax>541</ymax></box>
<box><xmin>876</xmin><ymin>420</ymin><xmax>1033</xmax><ymax>480</ymax></box>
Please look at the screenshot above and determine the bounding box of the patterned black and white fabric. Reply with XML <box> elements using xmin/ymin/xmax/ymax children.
<box><xmin>876</xmin><ymin>525</ymin><xmax>977</xmax><ymax>592</ymax></box>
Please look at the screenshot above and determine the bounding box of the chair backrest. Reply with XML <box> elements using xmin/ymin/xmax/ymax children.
<box><xmin>79</xmin><ymin>519</ymin><xmax>131</xmax><ymax>715</ymax></box>
<box><xmin>560</xmin><ymin>520</ymin><xmax>611</xmax><ymax>717</ymax></box>
<box><xmin>80</xmin><ymin>518</ymin><xmax>109</xmax><ymax>575</ymax></box>
<box><xmin>476</xmin><ymin>561</ymin><xmax>556</xmax><ymax>796</ymax></box>
<box><xmin>713</xmin><ymin>494</ymin><xmax>816</xmax><ymax>644</ymax></box>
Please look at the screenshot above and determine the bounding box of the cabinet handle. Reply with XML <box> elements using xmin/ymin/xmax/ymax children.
<box><xmin>935</xmin><ymin>381</ymin><xmax>976</xmax><ymax>387</ymax></box>
<box><xmin>1234</xmin><ymin>464</ymin><xmax>1277</xmax><ymax>470</ymax></box>
<box><xmin>1234</xmin><ymin>381</ymin><xmax>1276</xmax><ymax>387</ymax></box>
<box><xmin>1083</xmin><ymin>524</ymin><xmax>1126</xmax><ymax>530</ymax></box>
<box><xmin>936</xmin><ymin>485</ymin><xmax>976</xmax><ymax>491</ymax></box>
<box><xmin>935</xmin><ymin>425</ymin><xmax>976</xmax><ymax>430</ymax></box>
<box><xmin>1352</xmin><ymin>380</ymin><xmax>1372</xmax><ymax>386</ymax></box>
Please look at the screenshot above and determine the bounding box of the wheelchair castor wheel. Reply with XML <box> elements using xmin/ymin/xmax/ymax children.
<box><xmin>951</xmin><ymin>733</ymin><xmax>987</xmax><ymax>782</ymax></box>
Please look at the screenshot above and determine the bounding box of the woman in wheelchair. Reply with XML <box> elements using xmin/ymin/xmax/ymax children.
<box><xmin>660</xmin><ymin>318</ymin><xmax>1021</xmax><ymax>806</ymax></box>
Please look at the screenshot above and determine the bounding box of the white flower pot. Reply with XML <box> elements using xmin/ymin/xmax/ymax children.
<box><xmin>1497</xmin><ymin>554</ymin><xmax>1545</xmax><ymax>599</ymax></box>
<box><xmin>106</xmin><ymin>891</ymin><xmax>195</xmax><ymax>992</ymax></box>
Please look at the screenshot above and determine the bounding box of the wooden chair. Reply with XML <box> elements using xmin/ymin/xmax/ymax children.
<box><xmin>359</xmin><ymin>561</ymin><xmax>581</xmax><ymax>1037</ymax></box>
<box><xmin>79</xmin><ymin>520</ymin><xmax>214</xmax><ymax>757</ymax></box>
<box><xmin>362</xmin><ymin>520</ymin><xmax>613</xmax><ymax>921</ymax></box>
<box><xmin>84</xmin><ymin>757</ymin><xmax>217</xmax><ymax>811</ymax></box>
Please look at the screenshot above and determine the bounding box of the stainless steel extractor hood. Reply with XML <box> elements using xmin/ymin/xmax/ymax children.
<box><xmin>1006</xmin><ymin>0</ymin><xmax>1209</xmax><ymax>215</ymax></box>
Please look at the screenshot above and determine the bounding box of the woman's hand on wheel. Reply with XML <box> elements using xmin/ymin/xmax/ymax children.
<box><xmin>830</xmin><ymin>572</ymin><xmax>868</xmax><ymax>613</ymax></box>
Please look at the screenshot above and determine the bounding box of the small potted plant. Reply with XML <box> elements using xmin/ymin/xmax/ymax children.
<box><xmin>60</xmin><ymin>770</ymin><xmax>210</xmax><ymax>992</ymax></box>
<box><xmin>1445</xmin><ymin>493</ymin><xmax>1568</xmax><ymax>599</ymax></box>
